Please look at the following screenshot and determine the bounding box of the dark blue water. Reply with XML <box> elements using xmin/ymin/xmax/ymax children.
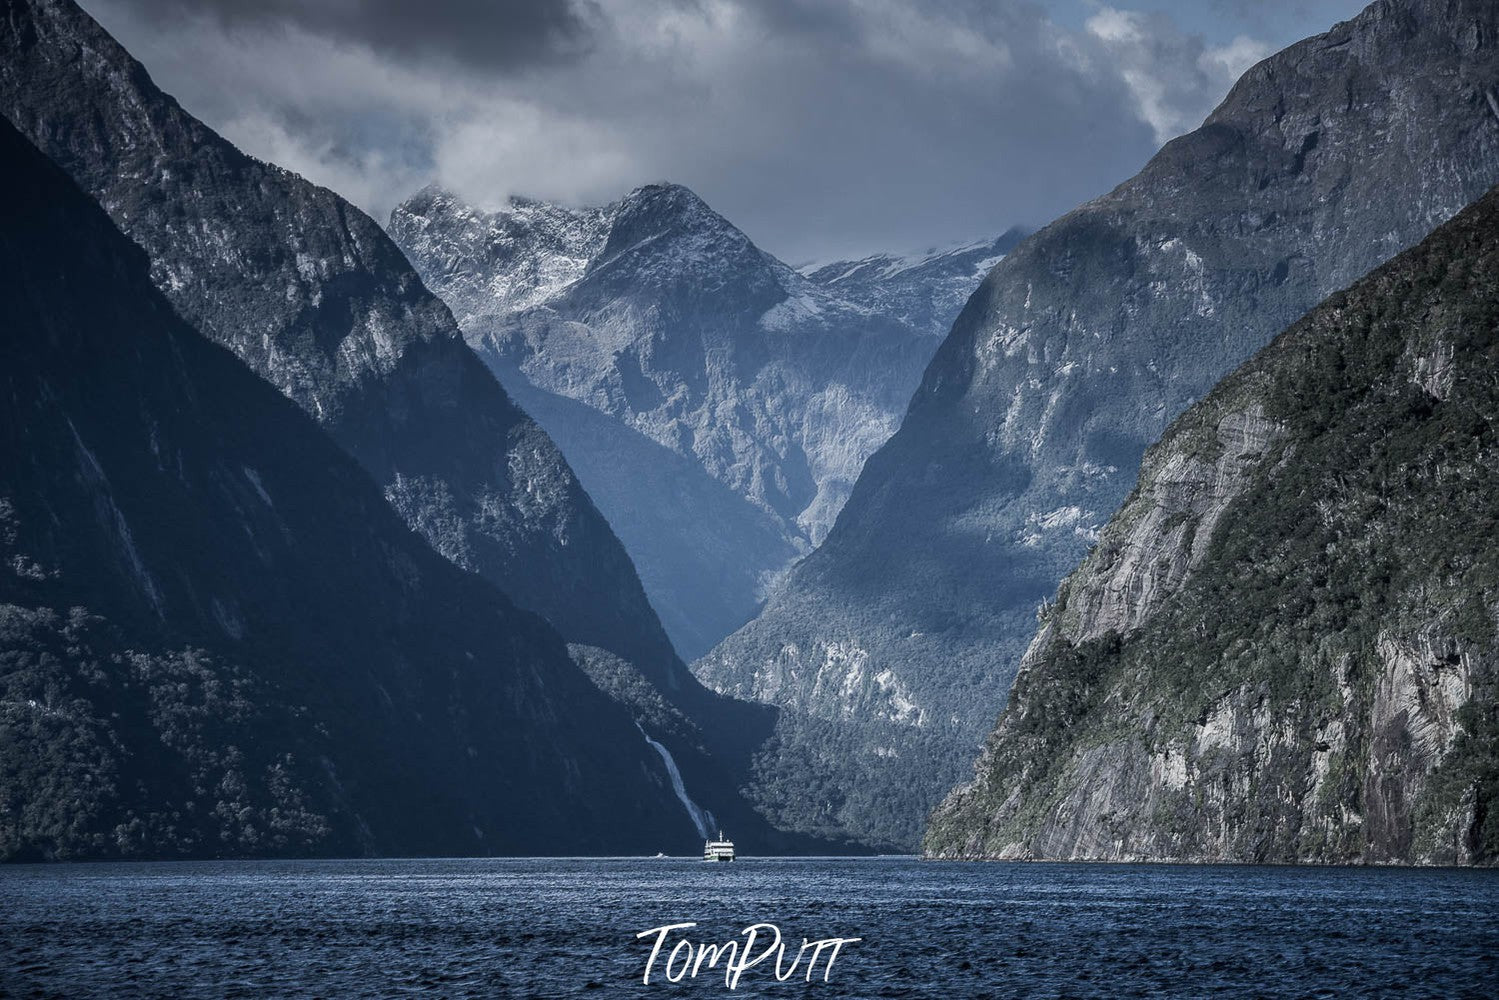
<box><xmin>2</xmin><ymin>857</ymin><xmax>1496</xmax><ymax>998</ymax></box>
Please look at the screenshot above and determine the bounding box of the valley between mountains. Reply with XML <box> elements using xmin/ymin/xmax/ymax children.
<box><xmin>1</xmin><ymin>0</ymin><xmax>1496</xmax><ymax>866</ymax></box>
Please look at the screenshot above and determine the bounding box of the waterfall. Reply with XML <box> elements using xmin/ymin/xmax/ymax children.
<box><xmin>637</xmin><ymin>723</ymin><xmax>716</xmax><ymax>840</ymax></box>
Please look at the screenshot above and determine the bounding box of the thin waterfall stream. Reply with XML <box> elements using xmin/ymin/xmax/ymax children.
<box><xmin>636</xmin><ymin>723</ymin><xmax>716</xmax><ymax>839</ymax></box>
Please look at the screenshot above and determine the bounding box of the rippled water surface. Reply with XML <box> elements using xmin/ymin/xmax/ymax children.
<box><xmin>2</xmin><ymin>857</ymin><xmax>1496</xmax><ymax>997</ymax></box>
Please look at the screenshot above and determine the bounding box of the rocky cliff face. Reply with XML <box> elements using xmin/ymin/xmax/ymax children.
<box><xmin>697</xmin><ymin>0</ymin><xmax>1499</xmax><ymax>850</ymax></box>
<box><xmin>0</xmin><ymin>118</ymin><xmax>696</xmax><ymax>860</ymax></box>
<box><xmin>925</xmin><ymin>183</ymin><xmax>1499</xmax><ymax>865</ymax></box>
<box><xmin>0</xmin><ymin>0</ymin><xmax>681</xmax><ymax>690</ymax></box>
<box><xmin>390</xmin><ymin>185</ymin><xmax>1019</xmax><ymax>658</ymax></box>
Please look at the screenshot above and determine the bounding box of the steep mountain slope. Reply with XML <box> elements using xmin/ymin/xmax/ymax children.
<box><xmin>0</xmin><ymin>117</ymin><xmax>693</xmax><ymax>860</ymax></box>
<box><xmin>927</xmin><ymin>182</ymin><xmax>1499</xmax><ymax>866</ymax></box>
<box><xmin>0</xmin><ymin>0</ymin><xmax>680</xmax><ymax>688</ymax></box>
<box><xmin>698</xmin><ymin>0</ymin><xmax>1499</xmax><ymax>849</ymax></box>
<box><xmin>390</xmin><ymin>186</ymin><xmax>1019</xmax><ymax>658</ymax></box>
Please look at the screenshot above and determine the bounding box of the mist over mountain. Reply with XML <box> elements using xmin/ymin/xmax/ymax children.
<box><xmin>697</xmin><ymin>0</ymin><xmax>1499</xmax><ymax>850</ymax></box>
<box><xmin>928</xmin><ymin>181</ymin><xmax>1499</xmax><ymax>866</ymax></box>
<box><xmin>391</xmin><ymin>184</ymin><xmax>1021</xmax><ymax>658</ymax></box>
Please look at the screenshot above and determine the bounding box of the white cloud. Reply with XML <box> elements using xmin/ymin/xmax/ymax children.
<box><xmin>1084</xmin><ymin>6</ymin><xmax>1270</xmax><ymax>146</ymax></box>
<box><xmin>1200</xmin><ymin>34</ymin><xmax>1274</xmax><ymax>83</ymax></box>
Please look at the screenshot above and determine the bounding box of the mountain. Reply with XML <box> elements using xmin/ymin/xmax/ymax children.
<box><xmin>0</xmin><ymin>0</ymin><xmax>823</xmax><ymax>858</ymax></box>
<box><xmin>390</xmin><ymin>185</ymin><xmax>1021</xmax><ymax>658</ymax></box>
<box><xmin>0</xmin><ymin>116</ymin><xmax>697</xmax><ymax>860</ymax></box>
<box><xmin>926</xmin><ymin>182</ymin><xmax>1499</xmax><ymax>866</ymax></box>
<box><xmin>0</xmin><ymin>0</ymin><xmax>680</xmax><ymax>690</ymax></box>
<box><xmin>696</xmin><ymin>0</ymin><xmax>1499</xmax><ymax>850</ymax></box>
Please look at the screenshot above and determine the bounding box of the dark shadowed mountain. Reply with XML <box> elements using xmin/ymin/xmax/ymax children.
<box><xmin>0</xmin><ymin>0</ymin><xmax>680</xmax><ymax>690</ymax></box>
<box><xmin>927</xmin><ymin>182</ymin><xmax>1499</xmax><ymax>866</ymax></box>
<box><xmin>697</xmin><ymin>0</ymin><xmax>1499</xmax><ymax>850</ymax></box>
<box><xmin>0</xmin><ymin>116</ymin><xmax>695</xmax><ymax>860</ymax></box>
<box><xmin>391</xmin><ymin>184</ymin><xmax>1021</xmax><ymax>658</ymax></box>
<box><xmin>0</xmin><ymin>0</ymin><xmax>828</xmax><ymax>859</ymax></box>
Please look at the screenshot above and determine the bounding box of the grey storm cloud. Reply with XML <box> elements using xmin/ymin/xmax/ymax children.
<box><xmin>111</xmin><ymin>0</ymin><xmax>601</xmax><ymax>70</ymax></box>
<box><xmin>79</xmin><ymin>0</ymin><xmax>1367</xmax><ymax>261</ymax></box>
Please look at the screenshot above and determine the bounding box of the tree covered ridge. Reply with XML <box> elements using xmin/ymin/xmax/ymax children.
<box><xmin>0</xmin><ymin>604</ymin><xmax>341</xmax><ymax>860</ymax></box>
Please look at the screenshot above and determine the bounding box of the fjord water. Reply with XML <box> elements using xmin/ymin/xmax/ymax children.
<box><xmin>3</xmin><ymin>859</ymin><xmax>1495</xmax><ymax>998</ymax></box>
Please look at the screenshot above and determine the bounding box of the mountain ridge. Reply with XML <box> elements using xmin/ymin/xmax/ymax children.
<box><xmin>0</xmin><ymin>0</ymin><xmax>683</xmax><ymax>688</ymax></box>
<box><xmin>926</xmin><ymin>180</ymin><xmax>1499</xmax><ymax>866</ymax></box>
<box><xmin>0</xmin><ymin>115</ymin><xmax>697</xmax><ymax>859</ymax></box>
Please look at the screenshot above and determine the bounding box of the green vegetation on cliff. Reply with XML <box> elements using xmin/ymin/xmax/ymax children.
<box><xmin>926</xmin><ymin>183</ymin><xmax>1499</xmax><ymax>866</ymax></box>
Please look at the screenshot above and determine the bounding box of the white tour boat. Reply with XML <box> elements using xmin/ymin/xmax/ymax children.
<box><xmin>703</xmin><ymin>831</ymin><xmax>735</xmax><ymax>862</ymax></box>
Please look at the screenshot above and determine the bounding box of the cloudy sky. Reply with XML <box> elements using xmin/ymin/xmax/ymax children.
<box><xmin>82</xmin><ymin>0</ymin><xmax>1367</xmax><ymax>261</ymax></box>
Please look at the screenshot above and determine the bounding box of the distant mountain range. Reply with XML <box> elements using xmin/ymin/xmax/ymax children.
<box><xmin>391</xmin><ymin>184</ymin><xmax>1022</xmax><ymax>658</ymax></box>
<box><xmin>697</xmin><ymin>0</ymin><xmax>1499</xmax><ymax>850</ymax></box>
<box><xmin>928</xmin><ymin>180</ymin><xmax>1499</xmax><ymax>866</ymax></box>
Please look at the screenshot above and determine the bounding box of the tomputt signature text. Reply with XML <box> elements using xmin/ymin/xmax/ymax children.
<box><xmin>636</xmin><ymin>922</ymin><xmax>861</xmax><ymax>989</ymax></box>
